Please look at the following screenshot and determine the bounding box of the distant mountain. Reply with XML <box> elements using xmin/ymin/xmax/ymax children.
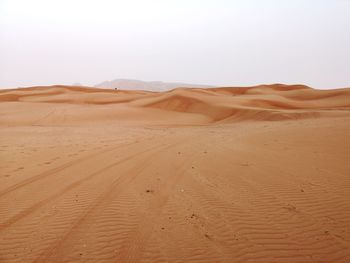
<box><xmin>95</xmin><ymin>79</ymin><xmax>213</xmax><ymax>92</ymax></box>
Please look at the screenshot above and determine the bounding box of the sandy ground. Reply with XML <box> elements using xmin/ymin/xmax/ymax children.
<box><xmin>0</xmin><ymin>85</ymin><xmax>350</xmax><ymax>262</ymax></box>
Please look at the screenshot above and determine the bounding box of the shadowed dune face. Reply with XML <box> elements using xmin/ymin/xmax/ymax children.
<box><xmin>1</xmin><ymin>84</ymin><xmax>349</xmax><ymax>125</ymax></box>
<box><xmin>1</xmin><ymin>84</ymin><xmax>350</xmax><ymax>262</ymax></box>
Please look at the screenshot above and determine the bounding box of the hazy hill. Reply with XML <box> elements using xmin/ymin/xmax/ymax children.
<box><xmin>95</xmin><ymin>79</ymin><xmax>213</xmax><ymax>92</ymax></box>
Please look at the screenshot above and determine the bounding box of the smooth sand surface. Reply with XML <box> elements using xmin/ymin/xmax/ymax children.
<box><xmin>1</xmin><ymin>85</ymin><xmax>350</xmax><ymax>262</ymax></box>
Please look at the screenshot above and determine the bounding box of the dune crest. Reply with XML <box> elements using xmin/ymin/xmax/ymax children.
<box><xmin>1</xmin><ymin>84</ymin><xmax>349</xmax><ymax>125</ymax></box>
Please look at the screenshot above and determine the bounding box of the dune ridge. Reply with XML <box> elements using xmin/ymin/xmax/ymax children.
<box><xmin>1</xmin><ymin>84</ymin><xmax>350</xmax><ymax>126</ymax></box>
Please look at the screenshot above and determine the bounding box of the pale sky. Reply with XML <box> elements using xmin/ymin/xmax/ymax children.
<box><xmin>0</xmin><ymin>0</ymin><xmax>349</xmax><ymax>89</ymax></box>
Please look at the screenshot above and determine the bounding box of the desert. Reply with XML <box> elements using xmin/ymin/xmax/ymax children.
<box><xmin>0</xmin><ymin>84</ymin><xmax>350</xmax><ymax>262</ymax></box>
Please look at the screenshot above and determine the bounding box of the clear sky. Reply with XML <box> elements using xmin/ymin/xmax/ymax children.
<box><xmin>0</xmin><ymin>0</ymin><xmax>349</xmax><ymax>89</ymax></box>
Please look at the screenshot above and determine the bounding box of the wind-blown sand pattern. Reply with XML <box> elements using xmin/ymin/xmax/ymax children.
<box><xmin>0</xmin><ymin>84</ymin><xmax>350</xmax><ymax>262</ymax></box>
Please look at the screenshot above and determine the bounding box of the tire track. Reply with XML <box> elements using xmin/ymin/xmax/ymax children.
<box><xmin>116</xmin><ymin>141</ymin><xmax>204</xmax><ymax>262</ymax></box>
<box><xmin>0</xmin><ymin>139</ymin><xmax>145</xmax><ymax>198</ymax></box>
<box><xmin>0</xmin><ymin>139</ymin><xmax>173</xmax><ymax>231</ymax></box>
<box><xmin>32</xmin><ymin>138</ymin><xmax>186</xmax><ymax>263</ymax></box>
<box><xmin>0</xmin><ymin>134</ymin><xmax>180</xmax><ymax>232</ymax></box>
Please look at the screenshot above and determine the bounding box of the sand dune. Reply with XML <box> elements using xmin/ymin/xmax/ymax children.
<box><xmin>1</xmin><ymin>84</ymin><xmax>350</xmax><ymax>262</ymax></box>
<box><xmin>1</xmin><ymin>84</ymin><xmax>350</xmax><ymax>125</ymax></box>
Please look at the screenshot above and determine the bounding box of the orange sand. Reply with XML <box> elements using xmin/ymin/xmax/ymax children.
<box><xmin>0</xmin><ymin>84</ymin><xmax>350</xmax><ymax>262</ymax></box>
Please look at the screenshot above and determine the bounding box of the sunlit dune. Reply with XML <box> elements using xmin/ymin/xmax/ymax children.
<box><xmin>1</xmin><ymin>84</ymin><xmax>350</xmax><ymax>262</ymax></box>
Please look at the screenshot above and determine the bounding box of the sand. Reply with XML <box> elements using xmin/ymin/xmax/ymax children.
<box><xmin>0</xmin><ymin>84</ymin><xmax>350</xmax><ymax>262</ymax></box>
